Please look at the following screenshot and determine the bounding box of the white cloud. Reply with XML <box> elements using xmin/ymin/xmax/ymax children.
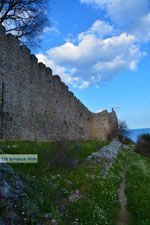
<box><xmin>78</xmin><ymin>20</ymin><xmax>113</xmax><ymax>40</ymax></box>
<box><xmin>43</xmin><ymin>26</ymin><xmax>60</xmax><ymax>35</ymax></box>
<box><xmin>79</xmin><ymin>81</ymin><xmax>90</xmax><ymax>89</ymax></box>
<box><xmin>80</xmin><ymin>0</ymin><xmax>149</xmax><ymax>24</ymax></box>
<box><xmin>37</xmin><ymin>19</ymin><xmax>143</xmax><ymax>88</ymax></box>
<box><xmin>91</xmin><ymin>19</ymin><xmax>113</xmax><ymax>35</ymax></box>
<box><xmin>130</xmin><ymin>13</ymin><xmax>150</xmax><ymax>42</ymax></box>
<box><xmin>64</xmin><ymin>33</ymin><xmax>76</xmax><ymax>43</ymax></box>
<box><xmin>80</xmin><ymin>0</ymin><xmax>150</xmax><ymax>42</ymax></box>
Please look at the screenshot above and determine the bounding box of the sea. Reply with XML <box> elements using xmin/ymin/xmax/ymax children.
<box><xmin>129</xmin><ymin>128</ymin><xmax>150</xmax><ymax>143</ymax></box>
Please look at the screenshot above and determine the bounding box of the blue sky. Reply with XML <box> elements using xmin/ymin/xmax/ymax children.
<box><xmin>35</xmin><ymin>0</ymin><xmax>150</xmax><ymax>129</ymax></box>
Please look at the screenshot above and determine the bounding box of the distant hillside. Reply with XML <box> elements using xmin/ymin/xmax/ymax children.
<box><xmin>129</xmin><ymin>128</ymin><xmax>150</xmax><ymax>142</ymax></box>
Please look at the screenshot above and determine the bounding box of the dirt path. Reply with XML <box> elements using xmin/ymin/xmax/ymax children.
<box><xmin>117</xmin><ymin>154</ymin><xmax>131</xmax><ymax>225</ymax></box>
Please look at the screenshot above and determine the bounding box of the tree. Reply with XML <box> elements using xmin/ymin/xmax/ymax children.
<box><xmin>108</xmin><ymin>120</ymin><xmax>133</xmax><ymax>144</ymax></box>
<box><xmin>117</xmin><ymin>120</ymin><xmax>129</xmax><ymax>141</ymax></box>
<box><xmin>117</xmin><ymin>120</ymin><xmax>134</xmax><ymax>144</ymax></box>
<box><xmin>0</xmin><ymin>0</ymin><xmax>49</xmax><ymax>46</ymax></box>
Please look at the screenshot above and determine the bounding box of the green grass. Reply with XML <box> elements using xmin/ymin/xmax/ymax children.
<box><xmin>126</xmin><ymin>149</ymin><xmax>150</xmax><ymax>225</ymax></box>
<box><xmin>0</xmin><ymin>140</ymin><xmax>108</xmax><ymax>174</ymax></box>
<box><xmin>0</xmin><ymin>140</ymin><xmax>126</xmax><ymax>225</ymax></box>
<box><xmin>2</xmin><ymin>141</ymin><xmax>150</xmax><ymax>225</ymax></box>
<box><xmin>64</xmin><ymin>150</ymin><xmax>126</xmax><ymax>225</ymax></box>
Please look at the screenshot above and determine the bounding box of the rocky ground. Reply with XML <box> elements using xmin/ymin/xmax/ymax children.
<box><xmin>87</xmin><ymin>140</ymin><xmax>122</xmax><ymax>175</ymax></box>
<box><xmin>0</xmin><ymin>161</ymin><xmax>26</xmax><ymax>225</ymax></box>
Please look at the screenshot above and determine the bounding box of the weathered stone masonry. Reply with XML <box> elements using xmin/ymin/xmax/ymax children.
<box><xmin>0</xmin><ymin>26</ymin><xmax>118</xmax><ymax>141</ymax></box>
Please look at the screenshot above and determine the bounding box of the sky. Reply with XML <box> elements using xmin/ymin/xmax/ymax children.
<box><xmin>35</xmin><ymin>0</ymin><xmax>150</xmax><ymax>129</ymax></box>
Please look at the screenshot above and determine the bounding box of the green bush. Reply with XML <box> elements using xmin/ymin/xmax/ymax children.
<box><xmin>126</xmin><ymin>150</ymin><xmax>150</xmax><ymax>225</ymax></box>
<box><xmin>136</xmin><ymin>134</ymin><xmax>150</xmax><ymax>157</ymax></box>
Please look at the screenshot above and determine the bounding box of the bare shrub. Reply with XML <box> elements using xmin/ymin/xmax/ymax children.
<box><xmin>108</xmin><ymin>120</ymin><xmax>133</xmax><ymax>144</ymax></box>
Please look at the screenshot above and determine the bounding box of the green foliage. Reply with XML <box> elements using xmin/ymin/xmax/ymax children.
<box><xmin>0</xmin><ymin>140</ymin><xmax>125</xmax><ymax>225</ymax></box>
<box><xmin>139</xmin><ymin>134</ymin><xmax>150</xmax><ymax>141</ymax></box>
<box><xmin>3</xmin><ymin>141</ymin><xmax>149</xmax><ymax>225</ymax></box>
<box><xmin>64</xmin><ymin>150</ymin><xmax>126</xmax><ymax>225</ymax></box>
<box><xmin>0</xmin><ymin>140</ymin><xmax>108</xmax><ymax>173</ymax></box>
<box><xmin>136</xmin><ymin>133</ymin><xmax>150</xmax><ymax>156</ymax></box>
<box><xmin>126</xmin><ymin>150</ymin><xmax>150</xmax><ymax>225</ymax></box>
<box><xmin>19</xmin><ymin>175</ymin><xmax>62</xmax><ymax>224</ymax></box>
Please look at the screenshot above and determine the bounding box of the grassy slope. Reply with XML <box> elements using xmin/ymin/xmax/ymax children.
<box><xmin>126</xmin><ymin>149</ymin><xmax>150</xmax><ymax>225</ymax></box>
<box><xmin>2</xmin><ymin>141</ymin><xmax>150</xmax><ymax>225</ymax></box>
<box><xmin>0</xmin><ymin>140</ymin><xmax>126</xmax><ymax>225</ymax></box>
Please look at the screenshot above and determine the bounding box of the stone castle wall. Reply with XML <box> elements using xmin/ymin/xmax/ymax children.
<box><xmin>0</xmin><ymin>26</ymin><xmax>118</xmax><ymax>141</ymax></box>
